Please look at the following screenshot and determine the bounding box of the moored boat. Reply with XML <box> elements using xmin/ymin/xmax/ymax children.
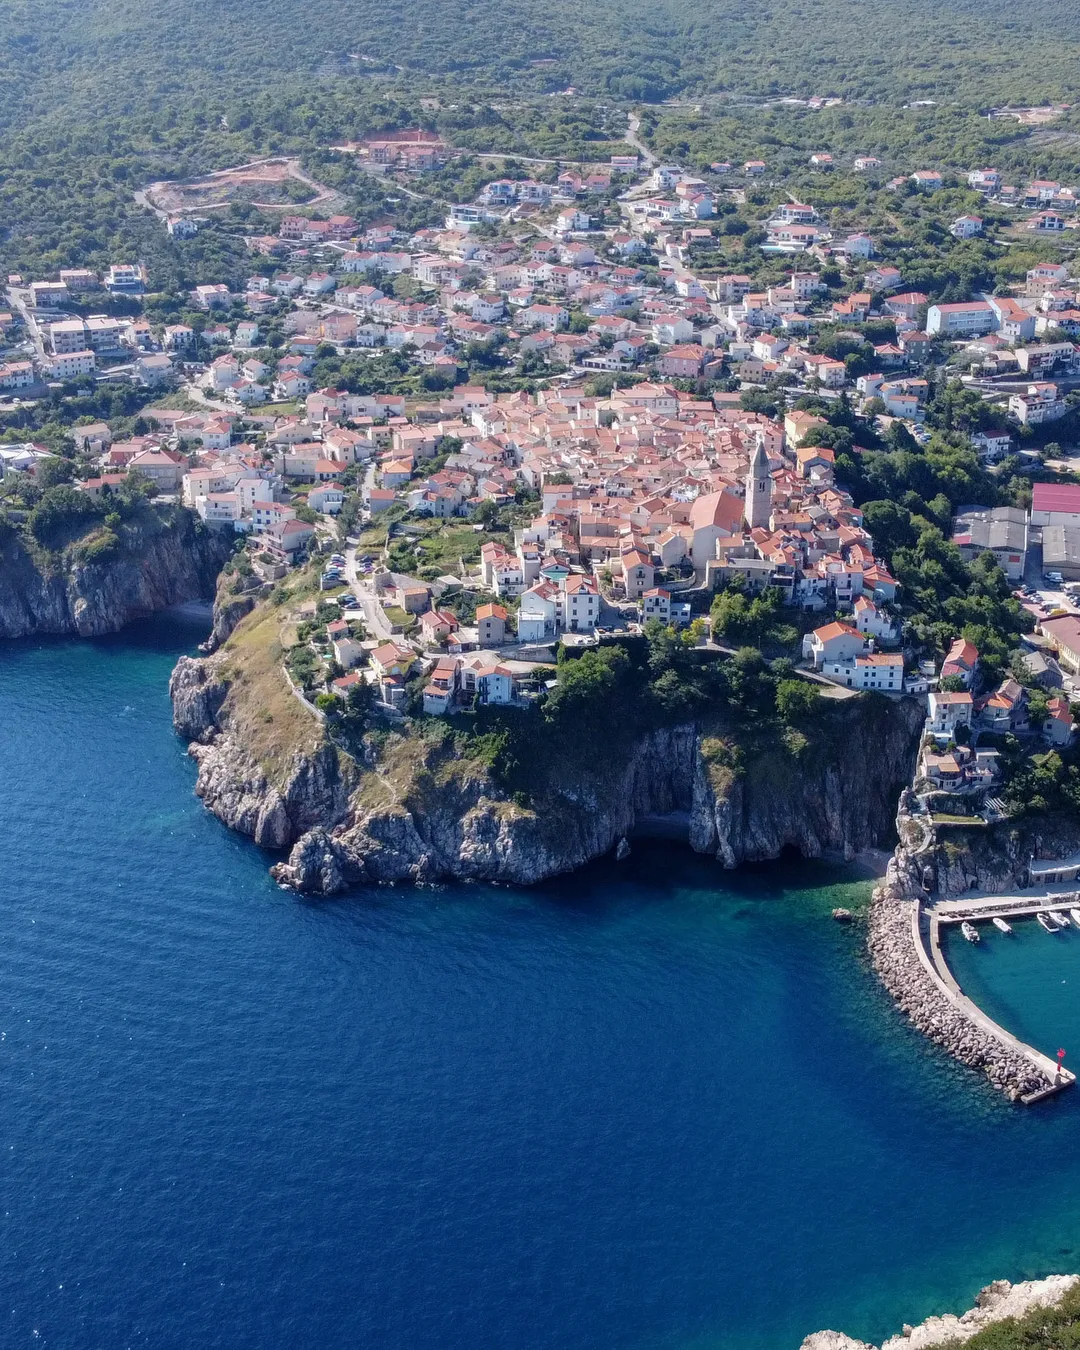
<box><xmin>1070</xmin><ymin>908</ymin><xmax>1080</xmax><ymax>930</ymax></box>
<box><xmin>961</xmin><ymin>921</ymin><xmax>980</xmax><ymax>943</ymax></box>
<box><xmin>1051</xmin><ymin>910</ymin><xmax>1072</xmax><ymax>928</ymax></box>
<box><xmin>1038</xmin><ymin>912</ymin><xmax>1059</xmax><ymax>933</ymax></box>
<box><xmin>992</xmin><ymin>917</ymin><xmax>1012</xmax><ymax>934</ymax></box>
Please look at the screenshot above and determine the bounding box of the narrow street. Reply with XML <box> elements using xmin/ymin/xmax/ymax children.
<box><xmin>183</xmin><ymin>380</ymin><xmax>238</xmax><ymax>414</ymax></box>
<box><xmin>344</xmin><ymin>468</ymin><xmax>394</xmax><ymax>641</ymax></box>
<box><xmin>625</xmin><ymin>112</ymin><xmax>658</xmax><ymax>167</ymax></box>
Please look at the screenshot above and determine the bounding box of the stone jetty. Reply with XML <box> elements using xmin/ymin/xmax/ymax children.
<box><xmin>867</xmin><ymin>892</ymin><xmax>1047</xmax><ymax>1100</ymax></box>
<box><xmin>867</xmin><ymin>789</ymin><xmax>1064</xmax><ymax>1102</ymax></box>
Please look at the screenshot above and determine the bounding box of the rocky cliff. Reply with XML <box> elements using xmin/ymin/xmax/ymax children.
<box><xmin>203</xmin><ymin>571</ymin><xmax>266</xmax><ymax>652</ymax></box>
<box><xmin>880</xmin><ymin>792</ymin><xmax>1080</xmax><ymax>901</ymax></box>
<box><xmin>170</xmin><ymin>636</ymin><xmax>924</xmax><ymax>893</ymax></box>
<box><xmin>0</xmin><ymin>507</ymin><xmax>231</xmax><ymax>638</ymax></box>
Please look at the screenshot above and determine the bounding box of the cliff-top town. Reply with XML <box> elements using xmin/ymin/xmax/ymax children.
<box><xmin>4</xmin><ymin>124</ymin><xmax>1080</xmax><ymax>820</ymax></box>
<box><xmin>13</xmin><ymin>5</ymin><xmax>1080</xmax><ymax>1343</ymax></box>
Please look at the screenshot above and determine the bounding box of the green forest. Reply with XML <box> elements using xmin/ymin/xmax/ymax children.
<box><xmin>3</xmin><ymin>0</ymin><xmax>1080</xmax><ymax>124</ymax></box>
<box><xmin>2</xmin><ymin>0</ymin><xmax>1080</xmax><ymax>284</ymax></box>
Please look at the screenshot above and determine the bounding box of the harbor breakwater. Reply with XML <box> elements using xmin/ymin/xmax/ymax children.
<box><xmin>867</xmin><ymin>790</ymin><xmax>1079</xmax><ymax>1102</ymax></box>
<box><xmin>867</xmin><ymin>892</ymin><xmax>1047</xmax><ymax>1101</ymax></box>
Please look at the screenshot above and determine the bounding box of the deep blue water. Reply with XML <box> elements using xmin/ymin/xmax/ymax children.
<box><xmin>3</xmin><ymin>617</ymin><xmax>1080</xmax><ymax>1350</ymax></box>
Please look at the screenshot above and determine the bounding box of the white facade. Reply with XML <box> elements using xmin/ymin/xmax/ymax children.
<box><xmin>50</xmin><ymin>349</ymin><xmax>96</xmax><ymax>378</ymax></box>
<box><xmin>926</xmin><ymin>302</ymin><xmax>995</xmax><ymax>336</ymax></box>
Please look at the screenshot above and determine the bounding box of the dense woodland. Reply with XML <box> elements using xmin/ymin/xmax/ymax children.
<box><xmin>1</xmin><ymin>0</ymin><xmax>1080</xmax><ymax>281</ymax></box>
<box><xmin>4</xmin><ymin>0</ymin><xmax>1080</xmax><ymax>123</ymax></box>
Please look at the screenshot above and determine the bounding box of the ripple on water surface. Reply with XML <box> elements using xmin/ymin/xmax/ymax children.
<box><xmin>2</xmin><ymin>619</ymin><xmax>1080</xmax><ymax>1350</ymax></box>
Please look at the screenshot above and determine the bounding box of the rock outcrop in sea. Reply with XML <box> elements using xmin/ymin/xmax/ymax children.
<box><xmin>802</xmin><ymin>1273</ymin><xmax>1079</xmax><ymax>1349</ymax></box>
<box><xmin>169</xmin><ymin>633</ymin><xmax>925</xmax><ymax>892</ymax></box>
<box><xmin>0</xmin><ymin>507</ymin><xmax>231</xmax><ymax>638</ymax></box>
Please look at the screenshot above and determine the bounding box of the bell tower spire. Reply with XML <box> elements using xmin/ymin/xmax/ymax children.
<box><xmin>744</xmin><ymin>441</ymin><xmax>772</xmax><ymax>529</ymax></box>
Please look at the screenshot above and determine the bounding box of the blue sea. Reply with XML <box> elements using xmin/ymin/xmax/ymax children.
<box><xmin>3</xmin><ymin>615</ymin><xmax>1080</xmax><ymax>1350</ymax></box>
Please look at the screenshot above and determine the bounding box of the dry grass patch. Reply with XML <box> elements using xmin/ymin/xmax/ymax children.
<box><xmin>221</xmin><ymin>602</ymin><xmax>325</xmax><ymax>783</ymax></box>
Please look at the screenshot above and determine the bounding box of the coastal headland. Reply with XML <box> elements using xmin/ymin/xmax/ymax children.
<box><xmin>169</xmin><ymin>586</ymin><xmax>926</xmax><ymax>892</ymax></box>
<box><xmin>168</xmin><ymin>580</ymin><xmax>1080</xmax><ymax>1112</ymax></box>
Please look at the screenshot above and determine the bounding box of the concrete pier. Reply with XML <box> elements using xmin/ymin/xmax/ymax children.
<box><xmin>868</xmin><ymin>889</ymin><xmax>1074</xmax><ymax>1103</ymax></box>
<box><xmin>924</xmin><ymin>901</ymin><xmax>1075</xmax><ymax>1103</ymax></box>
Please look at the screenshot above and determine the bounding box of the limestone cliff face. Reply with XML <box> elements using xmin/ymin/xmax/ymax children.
<box><xmin>880</xmin><ymin>792</ymin><xmax>1080</xmax><ymax>901</ymax></box>
<box><xmin>171</xmin><ymin>649</ymin><xmax>924</xmax><ymax>894</ymax></box>
<box><xmin>697</xmin><ymin>696</ymin><xmax>924</xmax><ymax>870</ymax></box>
<box><xmin>0</xmin><ymin>509</ymin><xmax>231</xmax><ymax>638</ymax></box>
<box><xmin>203</xmin><ymin>572</ymin><xmax>266</xmax><ymax>652</ymax></box>
<box><xmin>171</xmin><ymin>655</ymin><xmax>354</xmax><ymax>850</ymax></box>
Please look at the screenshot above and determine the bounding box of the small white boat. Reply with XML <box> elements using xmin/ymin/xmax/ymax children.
<box><xmin>993</xmin><ymin>917</ymin><xmax>1013</xmax><ymax>934</ymax></box>
<box><xmin>1038</xmin><ymin>912</ymin><xmax>1060</xmax><ymax>933</ymax></box>
<box><xmin>961</xmin><ymin>921</ymin><xmax>980</xmax><ymax>943</ymax></box>
<box><xmin>1051</xmin><ymin>910</ymin><xmax>1072</xmax><ymax>928</ymax></box>
<box><xmin>1069</xmin><ymin>908</ymin><xmax>1080</xmax><ymax>930</ymax></box>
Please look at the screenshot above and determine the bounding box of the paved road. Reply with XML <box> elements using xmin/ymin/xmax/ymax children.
<box><xmin>625</xmin><ymin>112</ymin><xmax>658</xmax><ymax>168</ymax></box>
<box><xmin>7</xmin><ymin>288</ymin><xmax>46</xmax><ymax>368</ymax></box>
<box><xmin>184</xmin><ymin>380</ymin><xmax>238</xmax><ymax>414</ymax></box>
<box><xmin>343</xmin><ymin>544</ymin><xmax>394</xmax><ymax>640</ymax></box>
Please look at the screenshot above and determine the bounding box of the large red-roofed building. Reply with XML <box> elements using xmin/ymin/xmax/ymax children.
<box><xmin>1031</xmin><ymin>482</ymin><xmax>1080</xmax><ymax>526</ymax></box>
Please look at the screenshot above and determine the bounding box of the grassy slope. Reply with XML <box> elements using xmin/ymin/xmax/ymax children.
<box><xmin>218</xmin><ymin>596</ymin><xmax>326</xmax><ymax>783</ymax></box>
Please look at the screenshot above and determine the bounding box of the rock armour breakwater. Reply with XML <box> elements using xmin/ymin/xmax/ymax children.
<box><xmin>868</xmin><ymin>791</ymin><xmax>1072</xmax><ymax>1101</ymax></box>
<box><xmin>867</xmin><ymin>892</ymin><xmax>1045</xmax><ymax>1101</ymax></box>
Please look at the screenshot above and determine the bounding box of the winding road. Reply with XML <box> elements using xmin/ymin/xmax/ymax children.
<box><xmin>625</xmin><ymin>112</ymin><xmax>658</xmax><ymax>167</ymax></box>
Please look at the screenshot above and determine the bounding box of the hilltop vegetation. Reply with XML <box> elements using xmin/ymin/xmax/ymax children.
<box><xmin>4</xmin><ymin>0</ymin><xmax>1080</xmax><ymax>129</ymax></box>
<box><xmin>3</xmin><ymin>0</ymin><xmax>1080</xmax><ymax>284</ymax></box>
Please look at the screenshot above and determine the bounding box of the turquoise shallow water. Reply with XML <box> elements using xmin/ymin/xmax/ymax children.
<box><xmin>3</xmin><ymin>616</ymin><xmax>1080</xmax><ymax>1350</ymax></box>
<box><xmin>945</xmin><ymin>915</ymin><xmax>1080</xmax><ymax>1081</ymax></box>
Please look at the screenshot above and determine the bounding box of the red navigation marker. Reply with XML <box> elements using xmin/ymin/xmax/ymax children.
<box><xmin>1059</xmin><ymin>1048</ymin><xmax>1067</xmax><ymax>1061</ymax></box>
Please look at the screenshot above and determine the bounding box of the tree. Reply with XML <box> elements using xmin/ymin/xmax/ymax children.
<box><xmin>862</xmin><ymin>501</ymin><xmax>913</xmax><ymax>561</ymax></box>
<box><xmin>471</xmin><ymin>498</ymin><xmax>500</xmax><ymax>527</ymax></box>
<box><xmin>28</xmin><ymin>484</ymin><xmax>101</xmax><ymax>548</ymax></box>
<box><xmin>775</xmin><ymin>678</ymin><xmax>821</xmax><ymax>722</ymax></box>
<box><xmin>337</xmin><ymin>679</ymin><xmax>376</xmax><ymax>733</ymax></box>
<box><xmin>36</xmin><ymin>456</ymin><xmax>76</xmax><ymax>489</ymax></box>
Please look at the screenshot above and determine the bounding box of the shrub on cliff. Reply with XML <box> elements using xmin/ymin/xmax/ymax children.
<box><xmin>28</xmin><ymin>485</ymin><xmax>103</xmax><ymax>549</ymax></box>
<box><xmin>775</xmin><ymin>678</ymin><xmax>821</xmax><ymax>723</ymax></box>
<box><xmin>71</xmin><ymin>527</ymin><xmax>121</xmax><ymax>565</ymax></box>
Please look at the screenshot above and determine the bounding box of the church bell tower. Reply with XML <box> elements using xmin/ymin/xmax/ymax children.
<box><xmin>744</xmin><ymin>442</ymin><xmax>772</xmax><ymax>529</ymax></box>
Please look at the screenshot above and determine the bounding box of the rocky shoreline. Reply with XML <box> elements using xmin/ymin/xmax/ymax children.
<box><xmin>169</xmin><ymin>639</ymin><xmax>926</xmax><ymax>891</ymax></box>
<box><xmin>802</xmin><ymin>1273</ymin><xmax>1079</xmax><ymax>1349</ymax></box>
